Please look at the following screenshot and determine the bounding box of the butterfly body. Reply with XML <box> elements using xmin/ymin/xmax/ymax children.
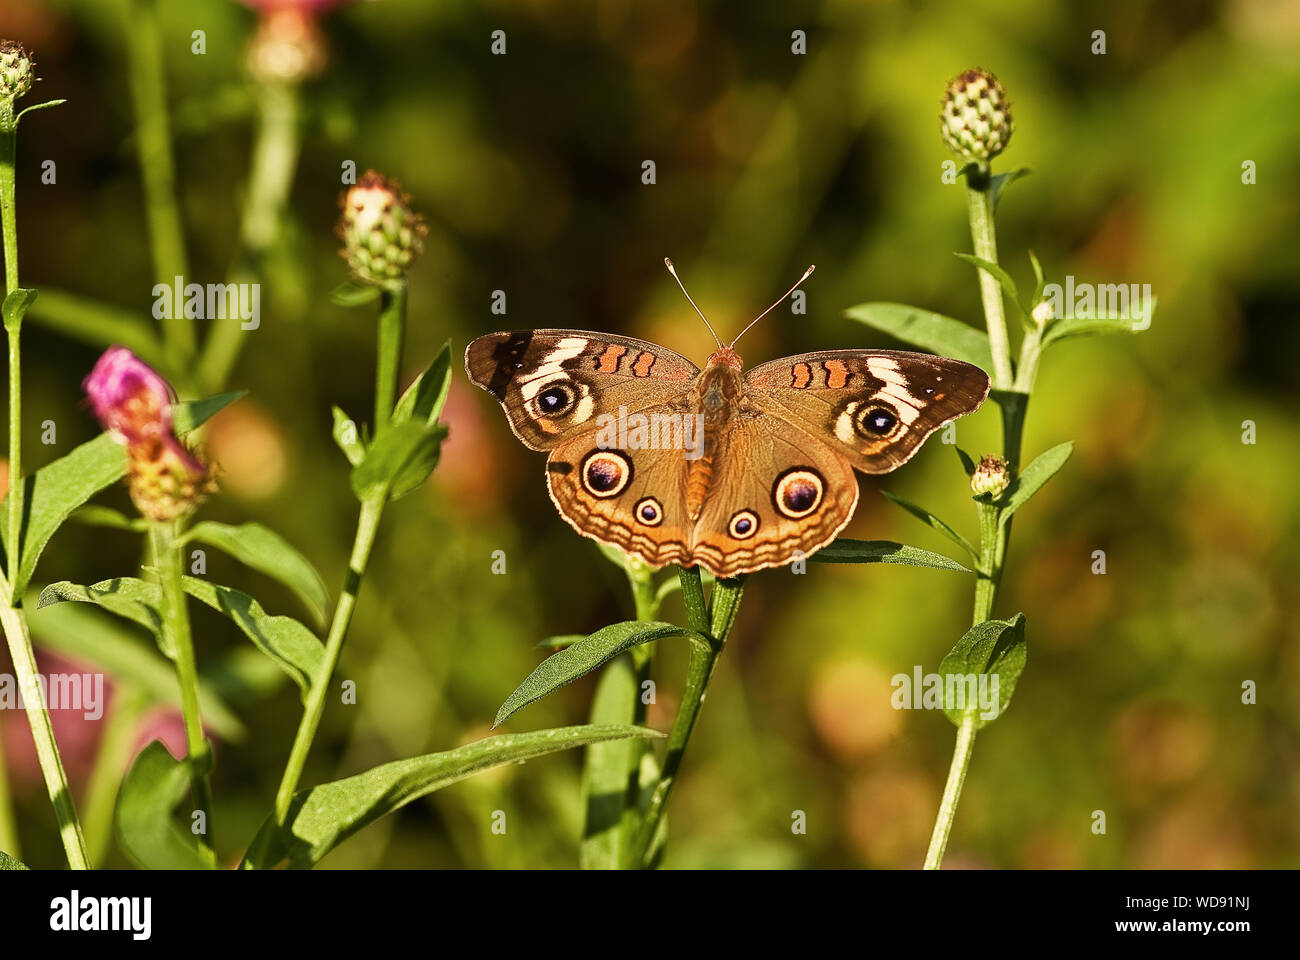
<box><xmin>466</xmin><ymin>329</ymin><xmax>989</xmax><ymax>578</ymax></box>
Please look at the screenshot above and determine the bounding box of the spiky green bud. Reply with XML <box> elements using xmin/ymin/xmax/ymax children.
<box><xmin>0</xmin><ymin>40</ymin><xmax>35</xmax><ymax>103</ymax></box>
<box><xmin>940</xmin><ymin>68</ymin><xmax>1013</xmax><ymax>162</ymax></box>
<box><xmin>971</xmin><ymin>454</ymin><xmax>1011</xmax><ymax>500</ymax></box>
<box><xmin>337</xmin><ymin>171</ymin><xmax>426</xmax><ymax>287</ymax></box>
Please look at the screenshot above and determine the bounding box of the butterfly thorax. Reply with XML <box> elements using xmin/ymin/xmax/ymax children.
<box><xmin>684</xmin><ymin>350</ymin><xmax>746</xmax><ymax>521</ymax></box>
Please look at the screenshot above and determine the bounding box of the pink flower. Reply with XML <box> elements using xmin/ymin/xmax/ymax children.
<box><xmin>82</xmin><ymin>346</ymin><xmax>175</xmax><ymax>446</ymax></box>
<box><xmin>82</xmin><ymin>347</ymin><xmax>217</xmax><ymax>521</ymax></box>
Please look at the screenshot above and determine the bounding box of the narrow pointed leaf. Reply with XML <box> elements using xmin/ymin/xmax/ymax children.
<box><xmin>329</xmin><ymin>281</ymin><xmax>381</xmax><ymax>307</ymax></box>
<box><xmin>880</xmin><ymin>491</ymin><xmax>978</xmax><ymax>559</ymax></box>
<box><xmin>954</xmin><ymin>253</ymin><xmax>1028</xmax><ymax>318</ymax></box>
<box><xmin>182</xmin><ymin>522</ymin><xmax>328</xmax><ymax>627</ymax></box>
<box><xmin>331</xmin><ymin>406</ymin><xmax>365</xmax><ymax>466</ymax></box>
<box><xmin>999</xmin><ymin>441</ymin><xmax>1073</xmax><ymax>528</ymax></box>
<box><xmin>392</xmin><ymin>341</ymin><xmax>453</xmax><ymax>427</ymax></box>
<box><xmin>496</xmin><ymin>622</ymin><xmax>702</xmax><ymax>727</ymax></box>
<box><xmin>809</xmin><ymin>539</ymin><xmax>970</xmax><ymax>572</ymax></box>
<box><xmin>181</xmin><ymin>577</ymin><xmax>323</xmax><ymax>700</ymax></box>
<box><xmin>245</xmin><ymin>724</ymin><xmax>664</xmax><ymax>869</ymax></box>
<box><xmin>845</xmin><ymin>302</ymin><xmax>994</xmax><ymax>373</ymax></box>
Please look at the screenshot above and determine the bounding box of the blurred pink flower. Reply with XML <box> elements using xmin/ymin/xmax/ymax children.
<box><xmin>82</xmin><ymin>346</ymin><xmax>175</xmax><ymax>447</ymax></box>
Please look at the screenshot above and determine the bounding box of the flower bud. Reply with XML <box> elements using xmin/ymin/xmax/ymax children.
<box><xmin>83</xmin><ymin>347</ymin><xmax>176</xmax><ymax>446</ymax></box>
<box><xmin>971</xmin><ymin>454</ymin><xmax>1011</xmax><ymax>499</ymax></box>
<box><xmin>1031</xmin><ymin>299</ymin><xmax>1054</xmax><ymax>329</ymax></box>
<box><xmin>0</xmin><ymin>40</ymin><xmax>35</xmax><ymax>103</ymax></box>
<box><xmin>337</xmin><ymin>171</ymin><xmax>426</xmax><ymax>287</ymax></box>
<box><xmin>83</xmin><ymin>347</ymin><xmax>217</xmax><ymax>521</ymax></box>
<box><xmin>940</xmin><ymin>68</ymin><xmax>1014</xmax><ymax>162</ymax></box>
<box><xmin>246</xmin><ymin>8</ymin><xmax>326</xmax><ymax>83</ymax></box>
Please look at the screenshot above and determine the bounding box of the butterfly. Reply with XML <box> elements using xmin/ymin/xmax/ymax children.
<box><xmin>465</xmin><ymin>261</ymin><xmax>990</xmax><ymax>578</ymax></box>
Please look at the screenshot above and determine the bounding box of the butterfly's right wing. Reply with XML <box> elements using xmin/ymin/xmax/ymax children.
<box><xmin>465</xmin><ymin>329</ymin><xmax>699</xmax><ymax>450</ymax></box>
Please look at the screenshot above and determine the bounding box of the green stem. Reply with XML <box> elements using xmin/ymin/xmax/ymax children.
<box><xmin>926</xmin><ymin>165</ymin><xmax>1035</xmax><ymax>870</ymax></box>
<box><xmin>151</xmin><ymin>520</ymin><xmax>215</xmax><ymax>864</ymax></box>
<box><xmin>272</xmin><ymin>494</ymin><xmax>385</xmax><ymax>824</ymax></box>
<box><xmin>632</xmin><ymin>569</ymin><xmax>744</xmax><ymax>868</ymax></box>
<box><xmin>0</xmin><ymin>595</ymin><xmax>89</xmax><ymax>868</ymax></box>
<box><xmin>0</xmin><ymin>111</ymin><xmax>88</xmax><ymax>869</ymax></box>
<box><xmin>966</xmin><ymin>170</ymin><xmax>1014</xmax><ymax>389</ymax></box>
<box><xmin>124</xmin><ymin>0</ymin><xmax>194</xmax><ymax>371</ymax></box>
<box><xmin>923</xmin><ymin>713</ymin><xmax>977</xmax><ymax>869</ymax></box>
<box><xmin>195</xmin><ymin>81</ymin><xmax>302</xmax><ymax>393</ymax></box>
<box><xmin>374</xmin><ymin>285</ymin><xmax>406</xmax><ymax>432</ymax></box>
<box><xmin>0</xmin><ymin>717</ymin><xmax>18</xmax><ymax>857</ymax></box>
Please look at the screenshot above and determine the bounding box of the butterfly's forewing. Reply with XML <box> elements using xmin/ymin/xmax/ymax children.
<box><xmin>464</xmin><ymin>330</ymin><xmax>699</xmax><ymax>450</ymax></box>
<box><xmin>690</xmin><ymin>410</ymin><xmax>859</xmax><ymax>577</ymax></box>
<box><xmin>744</xmin><ymin>350</ymin><xmax>991</xmax><ymax>474</ymax></box>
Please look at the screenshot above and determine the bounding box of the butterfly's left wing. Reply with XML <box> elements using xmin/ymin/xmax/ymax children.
<box><xmin>744</xmin><ymin>350</ymin><xmax>990</xmax><ymax>474</ymax></box>
<box><xmin>465</xmin><ymin>330</ymin><xmax>700</xmax><ymax>451</ymax></box>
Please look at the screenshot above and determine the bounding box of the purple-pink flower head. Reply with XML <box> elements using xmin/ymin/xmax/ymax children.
<box><xmin>82</xmin><ymin>346</ymin><xmax>176</xmax><ymax>446</ymax></box>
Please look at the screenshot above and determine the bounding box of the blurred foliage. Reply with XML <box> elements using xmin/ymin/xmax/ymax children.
<box><xmin>0</xmin><ymin>0</ymin><xmax>1297</xmax><ymax>868</ymax></box>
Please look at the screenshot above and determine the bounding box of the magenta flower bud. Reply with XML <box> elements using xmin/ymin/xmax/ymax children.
<box><xmin>83</xmin><ymin>346</ymin><xmax>176</xmax><ymax>446</ymax></box>
<box><xmin>83</xmin><ymin>347</ymin><xmax>217</xmax><ymax>521</ymax></box>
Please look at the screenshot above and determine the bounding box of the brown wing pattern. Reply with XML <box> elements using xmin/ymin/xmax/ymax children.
<box><xmin>744</xmin><ymin>349</ymin><xmax>990</xmax><ymax>473</ymax></box>
<box><xmin>464</xmin><ymin>330</ymin><xmax>699</xmax><ymax>450</ymax></box>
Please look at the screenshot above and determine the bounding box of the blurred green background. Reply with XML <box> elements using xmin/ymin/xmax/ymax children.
<box><xmin>1</xmin><ymin>0</ymin><xmax>1297</xmax><ymax>868</ymax></box>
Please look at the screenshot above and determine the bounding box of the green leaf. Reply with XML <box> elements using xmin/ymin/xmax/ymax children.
<box><xmin>182</xmin><ymin>522</ymin><xmax>328</xmax><ymax>627</ymax></box>
<box><xmin>999</xmin><ymin>441</ymin><xmax>1073</xmax><ymax>529</ymax></box>
<box><xmin>28</xmin><ymin>595</ymin><xmax>245</xmax><ymax>741</ymax></box>
<box><xmin>329</xmin><ymin>281</ymin><xmax>380</xmax><ymax>307</ymax></box>
<box><xmin>937</xmin><ymin>613</ymin><xmax>1027</xmax><ymax>730</ymax></box>
<box><xmin>38</xmin><ymin>579</ymin><xmax>167</xmax><ymax>647</ymax></box>
<box><xmin>879</xmin><ymin>491</ymin><xmax>978</xmax><ymax>559</ymax></box>
<box><xmin>1027</xmin><ymin>249</ymin><xmax>1046</xmax><ymax>313</ymax></box>
<box><xmin>809</xmin><ymin>539</ymin><xmax>971</xmax><ymax>572</ymax></box>
<box><xmin>0</xmin><ymin>850</ymin><xmax>29</xmax><ymax>869</ymax></box>
<box><xmin>1042</xmin><ymin>310</ymin><xmax>1153</xmax><ymax>348</ymax></box>
<box><xmin>955</xmin><ymin>446</ymin><xmax>977</xmax><ymax>477</ymax></box>
<box><xmin>1</xmin><ymin>389</ymin><xmax>242</xmax><ymax>596</ymax></box>
<box><xmin>392</xmin><ymin>341</ymin><xmax>453</xmax><ymax>427</ymax></box>
<box><xmin>954</xmin><ymin>253</ymin><xmax>1028</xmax><ymax>319</ymax></box>
<box><xmin>116</xmin><ymin>741</ymin><xmax>213</xmax><ymax>870</ymax></box>
<box><xmin>535</xmin><ymin>634</ymin><xmax>585</xmax><ymax>650</ymax></box>
<box><xmin>989</xmin><ymin>166</ymin><xmax>1032</xmax><ymax>212</ymax></box>
<box><xmin>15</xmin><ymin>98</ymin><xmax>66</xmax><ymax>123</ymax></box>
<box><xmin>170</xmin><ymin>391</ymin><xmax>244</xmax><ymax>435</ymax></box>
<box><xmin>67</xmin><ymin>504</ymin><xmax>147</xmax><ymax>531</ymax></box>
<box><xmin>245</xmin><ymin>724</ymin><xmax>664</xmax><ymax>869</ymax></box>
<box><xmin>579</xmin><ymin>657</ymin><xmax>640</xmax><ymax>870</ymax></box>
<box><xmin>845</xmin><ymin>302</ymin><xmax>994</xmax><ymax>373</ymax></box>
<box><xmin>181</xmin><ymin>577</ymin><xmax>323</xmax><ymax>700</ymax></box>
<box><xmin>331</xmin><ymin>406</ymin><xmax>365</xmax><ymax>466</ymax></box>
<box><xmin>496</xmin><ymin>622</ymin><xmax>703</xmax><ymax>727</ymax></box>
<box><xmin>350</xmin><ymin>421</ymin><xmax>446</xmax><ymax>502</ymax></box>
<box><xmin>2</xmin><ymin>287</ymin><xmax>38</xmax><ymax>330</ymax></box>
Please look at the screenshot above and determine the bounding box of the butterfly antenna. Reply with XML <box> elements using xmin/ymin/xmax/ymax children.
<box><xmin>665</xmin><ymin>258</ymin><xmax>723</xmax><ymax>350</ymax></box>
<box><xmin>729</xmin><ymin>264</ymin><xmax>816</xmax><ymax>349</ymax></box>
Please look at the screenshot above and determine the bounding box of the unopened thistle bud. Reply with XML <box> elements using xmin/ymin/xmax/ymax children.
<box><xmin>971</xmin><ymin>454</ymin><xmax>1011</xmax><ymax>500</ymax></box>
<box><xmin>940</xmin><ymin>68</ymin><xmax>1013</xmax><ymax>162</ymax></box>
<box><xmin>337</xmin><ymin>171</ymin><xmax>426</xmax><ymax>288</ymax></box>
<box><xmin>0</xmin><ymin>40</ymin><xmax>35</xmax><ymax>110</ymax></box>
<box><xmin>83</xmin><ymin>347</ymin><xmax>217</xmax><ymax>522</ymax></box>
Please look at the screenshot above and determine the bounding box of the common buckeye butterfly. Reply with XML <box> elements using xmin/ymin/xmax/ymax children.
<box><xmin>466</xmin><ymin>261</ymin><xmax>989</xmax><ymax>578</ymax></box>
